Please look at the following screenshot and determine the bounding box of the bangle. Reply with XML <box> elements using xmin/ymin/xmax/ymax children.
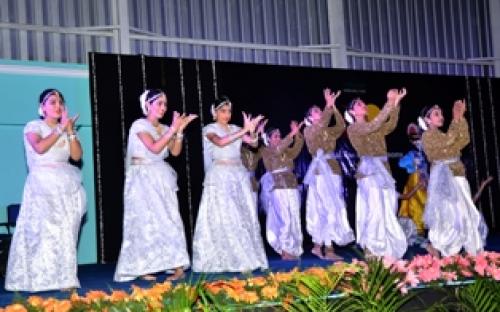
<box><xmin>175</xmin><ymin>133</ymin><xmax>184</xmax><ymax>141</ymax></box>
<box><xmin>68</xmin><ymin>133</ymin><xmax>78</xmax><ymax>141</ymax></box>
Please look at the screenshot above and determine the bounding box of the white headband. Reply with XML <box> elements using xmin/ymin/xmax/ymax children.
<box><xmin>344</xmin><ymin>110</ymin><xmax>354</xmax><ymax>124</ymax></box>
<box><xmin>211</xmin><ymin>100</ymin><xmax>232</xmax><ymax>120</ymax></box>
<box><xmin>139</xmin><ymin>90</ymin><xmax>163</xmax><ymax>116</ymax></box>
<box><xmin>417</xmin><ymin>116</ymin><xmax>428</xmax><ymax>131</ymax></box>
<box><xmin>39</xmin><ymin>90</ymin><xmax>61</xmax><ymax>117</ymax></box>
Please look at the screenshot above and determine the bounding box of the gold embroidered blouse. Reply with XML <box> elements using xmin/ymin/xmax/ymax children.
<box><xmin>422</xmin><ymin>119</ymin><xmax>469</xmax><ymax>176</ymax></box>
<box><xmin>347</xmin><ymin>103</ymin><xmax>399</xmax><ymax>173</ymax></box>
<box><xmin>241</xmin><ymin>145</ymin><xmax>260</xmax><ymax>192</ymax></box>
<box><xmin>304</xmin><ymin>106</ymin><xmax>345</xmax><ymax>175</ymax></box>
<box><xmin>260</xmin><ymin>133</ymin><xmax>304</xmax><ymax>189</ymax></box>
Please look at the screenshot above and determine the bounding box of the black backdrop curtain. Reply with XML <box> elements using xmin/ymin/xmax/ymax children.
<box><xmin>89</xmin><ymin>52</ymin><xmax>500</xmax><ymax>263</ymax></box>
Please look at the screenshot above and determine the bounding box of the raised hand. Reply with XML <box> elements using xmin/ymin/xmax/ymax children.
<box><xmin>178</xmin><ymin>114</ymin><xmax>198</xmax><ymax>132</ymax></box>
<box><xmin>170</xmin><ymin>111</ymin><xmax>184</xmax><ymax>131</ymax></box>
<box><xmin>452</xmin><ymin>99</ymin><xmax>466</xmax><ymax>121</ymax></box>
<box><xmin>61</xmin><ymin>108</ymin><xmax>79</xmax><ymax>133</ymax></box>
<box><xmin>257</xmin><ymin>119</ymin><xmax>268</xmax><ymax>134</ymax></box>
<box><xmin>324</xmin><ymin>88</ymin><xmax>341</xmax><ymax>108</ymax></box>
<box><xmin>290</xmin><ymin>120</ymin><xmax>304</xmax><ymax>136</ymax></box>
<box><xmin>242</xmin><ymin>112</ymin><xmax>253</xmax><ymax>133</ymax></box>
<box><xmin>386</xmin><ymin>88</ymin><xmax>399</xmax><ymax>105</ymax></box>
<box><xmin>395</xmin><ymin>88</ymin><xmax>407</xmax><ymax>106</ymax></box>
<box><xmin>251</xmin><ymin>115</ymin><xmax>265</xmax><ymax>130</ymax></box>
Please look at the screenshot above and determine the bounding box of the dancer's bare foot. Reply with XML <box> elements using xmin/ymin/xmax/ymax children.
<box><xmin>311</xmin><ymin>245</ymin><xmax>324</xmax><ymax>259</ymax></box>
<box><xmin>281</xmin><ymin>251</ymin><xmax>299</xmax><ymax>260</ymax></box>
<box><xmin>166</xmin><ymin>267</ymin><xmax>185</xmax><ymax>281</ymax></box>
<box><xmin>140</xmin><ymin>274</ymin><xmax>157</xmax><ymax>281</ymax></box>
<box><xmin>324</xmin><ymin>247</ymin><xmax>343</xmax><ymax>261</ymax></box>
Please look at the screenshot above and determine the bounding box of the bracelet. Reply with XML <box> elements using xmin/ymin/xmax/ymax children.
<box><xmin>68</xmin><ymin>133</ymin><xmax>78</xmax><ymax>141</ymax></box>
<box><xmin>175</xmin><ymin>133</ymin><xmax>184</xmax><ymax>141</ymax></box>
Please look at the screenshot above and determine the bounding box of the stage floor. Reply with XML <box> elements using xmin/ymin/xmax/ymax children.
<box><xmin>1</xmin><ymin>234</ymin><xmax>499</xmax><ymax>307</ymax></box>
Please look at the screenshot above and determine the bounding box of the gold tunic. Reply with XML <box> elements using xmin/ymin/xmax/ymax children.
<box><xmin>260</xmin><ymin>133</ymin><xmax>304</xmax><ymax>189</ymax></box>
<box><xmin>422</xmin><ymin>119</ymin><xmax>469</xmax><ymax>176</ymax></box>
<box><xmin>347</xmin><ymin>104</ymin><xmax>399</xmax><ymax>174</ymax></box>
<box><xmin>241</xmin><ymin>145</ymin><xmax>260</xmax><ymax>192</ymax></box>
<box><xmin>304</xmin><ymin>106</ymin><xmax>345</xmax><ymax>175</ymax></box>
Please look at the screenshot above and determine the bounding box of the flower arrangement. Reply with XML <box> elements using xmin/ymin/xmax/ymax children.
<box><xmin>1</xmin><ymin>252</ymin><xmax>499</xmax><ymax>311</ymax></box>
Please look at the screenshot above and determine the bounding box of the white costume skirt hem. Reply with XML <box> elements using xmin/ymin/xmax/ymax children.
<box><xmin>355</xmin><ymin>176</ymin><xmax>407</xmax><ymax>259</ymax></box>
<box><xmin>266</xmin><ymin>188</ymin><xmax>303</xmax><ymax>257</ymax></box>
<box><xmin>192</xmin><ymin>164</ymin><xmax>268</xmax><ymax>273</ymax></box>
<box><xmin>114</xmin><ymin>162</ymin><xmax>190</xmax><ymax>282</ymax></box>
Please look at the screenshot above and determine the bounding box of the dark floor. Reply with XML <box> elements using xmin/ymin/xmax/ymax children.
<box><xmin>1</xmin><ymin>234</ymin><xmax>499</xmax><ymax>307</ymax></box>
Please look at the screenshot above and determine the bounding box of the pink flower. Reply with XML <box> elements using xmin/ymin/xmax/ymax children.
<box><xmin>418</xmin><ymin>265</ymin><xmax>441</xmax><ymax>283</ymax></box>
<box><xmin>441</xmin><ymin>271</ymin><xmax>457</xmax><ymax>282</ymax></box>
<box><xmin>440</xmin><ymin>256</ymin><xmax>454</xmax><ymax>267</ymax></box>
<box><xmin>456</xmin><ymin>255</ymin><xmax>471</xmax><ymax>268</ymax></box>
<box><xmin>383</xmin><ymin>256</ymin><xmax>397</xmax><ymax>269</ymax></box>
<box><xmin>486</xmin><ymin>266</ymin><xmax>500</xmax><ymax>281</ymax></box>
<box><xmin>404</xmin><ymin>270</ymin><xmax>420</xmax><ymax>287</ymax></box>
<box><xmin>460</xmin><ymin>269</ymin><xmax>474</xmax><ymax>278</ymax></box>
<box><xmin>473</xmin><ymin>254</ymin><xmax>488</xmax><ymax>276</ymax></box>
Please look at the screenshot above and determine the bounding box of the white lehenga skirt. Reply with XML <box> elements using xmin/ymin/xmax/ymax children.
<box><xmin>114</xmin><ymin>162</ymin><xmax>190</xmax><ymax>282</ymax></box>
<box><xmin>356</xmin><ymin>176</ymin><xmax>407</xmax><ymax>259</ymax></box>
<box><xmin>355</xmin><ymin>157</ymin><xmax>407</xmax><ymax>259</ymax></box>
<box><xmin>192</xmin><ymin>162</ymin><xmax>268</xmax><ymax>272</ymax></box>
<box><xmin>425</xmin><ymin>170</ymin><xmax>485</xmax><ymax>256</ymax></box>
<box><xmin>5</xmin><ymin>163</ymin><xmax>86</xmax><ymax>292</ymax></box>
<box><xmin>266</xmin><ymin>188</ymin><xmax>303</xmax><ymax>257</ymax></box>
<box><xmin>306</xmin><ymin>174</ymin><xmax>355</xmax><ymax>247</ymax></box>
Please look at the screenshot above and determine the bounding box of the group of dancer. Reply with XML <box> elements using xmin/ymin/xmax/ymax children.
<box><xmin>4</xmin><ymin>86</ymin><xmax>486</xmax><ymax>292</ymax></box>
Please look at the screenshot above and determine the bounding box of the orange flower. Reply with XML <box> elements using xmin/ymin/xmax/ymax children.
<box><xmin>247</xmin><ymin>276</ymin><xmax>267</xmax><ymax>287</ymax></box>
<box><xmin>260</xmin><ymin>285</ymin><xmax>279</xmax><ymax>300</ymax></box>
<box><xmin>109</xmin><ymin>290</ymin><xmax>129</xmax><ymax>302</ymax></box>
<box><xmin>70</xmin><ymin>292</ymin><xmax>90</xmax><ymax>304</ymax></box>
<box><xmin>4</xmin><ymin>304</ymin><xmax>27</xmax><ymax>312</ymax></box>
<box><xmin>132</xmin><ymin>285</ymin><xmax>150</xmax><ymax>300</ymax></box>
<box><xmin>298</xmin><ymin>283</ymin><xmax>311</xmax><ymax>296</ymax></box>
<box><xmin>27</xmin><ymin>296</ymin><xmax>44</xmax><ymax>307</ymax></box>
<box><xmin>204</xmin><ymin>283</ymin><xmax>224</xmax><ymax>295</ymax></box>
<box><xmin>53</xmin><ymin>300</ymin><xmax>72</xmax><ymax>312</ymax></box>
<box><xmin>272</xmin><ymin>271</ymin><xmax>294</xmax><ymax>283</ymax></box>
<box><xmin>85</xmin><ymin>290</ymin><xmax>108</xmax><ymax>301</ymax></box>
<box><xmin>238</xmin><ymin>291</ymin><xmax>259</xmax><ymax>304</ymax></box>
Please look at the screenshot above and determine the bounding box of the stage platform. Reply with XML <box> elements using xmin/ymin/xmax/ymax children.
<box><xmin>1</xmin><ymin>234</ymin><xmax>499</xmax><ymax>307</ymax></box>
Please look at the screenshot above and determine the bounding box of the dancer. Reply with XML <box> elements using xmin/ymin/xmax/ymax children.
<box><xmin>192</xmin><ymin>97</ymin><xmax>268</xmax><ymax>272</ymax></box>
<box><xmin>398</xmin><ymin>123</ymin><xmax>429</xmax><ymax>235</ymax></box>
<box><xmin>241</xmin><ymin>120</ymin><xmax>266</xmax><ymax>204</ymax></box>
<box><xmin>303</xmin><ymin>88</ymin><xmax>355</xmax><ymax>260</ymax></box>
<box><xmin>260</xmin><ymin>120</ymin><xmax>304</xmax><ymax>260</ymax></box>
<box><xmin>420</xmin><ymin>99</ymin><xmax>485</xmax><ymax>256</ymax></box>
<box><xmin>5</xmin><ymin>89</ymin><xmax>86</xmax><ymax>291</ymax></box>
<box><xmin>346</xmin><ymin>88</ymin><xmax>408</xmax><ymax>259</ymax></box>
<box><xmin>114</xmin><ymin>89</ymin><xmax>197</xmax><ymax>282</ymax></box>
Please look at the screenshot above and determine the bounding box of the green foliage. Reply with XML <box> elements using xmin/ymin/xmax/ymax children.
<box><xmin>338</xmin><ymin>258</ymin><xmax>413</xmax><ymax>312</ymax></box>
<box><xmin>281</xmin><ymin>272</ymin><xmax>346</xmax><ymax>312</ymax></box>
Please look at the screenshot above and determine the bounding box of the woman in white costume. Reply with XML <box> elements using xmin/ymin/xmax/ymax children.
<box><xmin>5</xmin><ymin>89</ymin><xmax>86</xmax><ymax>292</ymax></box>
<box><xmin>420</xmin><ymin>100</ymin><xmax>485</xmax><ymax>256</ymax></box>
<box><xmin>114</xmin><ymin>89</ymin><xmax>197</xmax><ymax>282</ymax></box>
<box><xmin>303</xmin><ymin>88</ymin><xmax>355</xmax><ymax>260</ymax></box>
<box><xmin>259</xmin><ymin>121</ymin><xmax>304</xmax><ymax>260</ymax></box>
<box><xmin>192</xmin><ymin>97</ymin><xmax>268</xmax><ymax>272</ymax></box>
<box><xmin>346</xmin><ymin>88</ymin><xmax>408</xmax><ymax>259</ymax></box>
